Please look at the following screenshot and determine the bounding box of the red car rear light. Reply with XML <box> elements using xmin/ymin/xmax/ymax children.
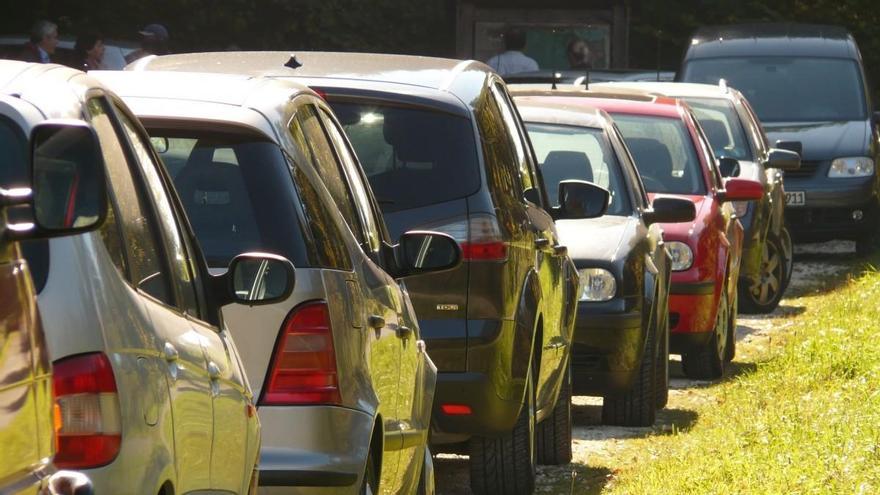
<box><xmin>440</xmin><ymin>404</ymin><xmax>472</xmax><ymax>415</ymax></box>
<box><xmin>429</xmin><ymin>214</ymin><xmax>508</xmax><ymax>262</ymax></box>
<box><xmin>52</xmin><ymin>352</ymin><xmax>122</xmax><ymax>469</ymax></box>
<box><xmin>261</xmin><ymin>301</ymin><xmax>341</xmax><ymax>405</ymax></box>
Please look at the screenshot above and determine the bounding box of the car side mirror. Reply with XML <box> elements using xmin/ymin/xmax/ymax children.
<box><xmin>767</xmin><ymin>148</ymin><xmax>801</xmax><ymax>171</ymax></box>
<box><xmin>553</xmin><ymin>180</ymin><xmax>609</xmax><ymax>220</ymax></box>
<box><xmin>392</xmin><ymin>231</ymin><xmax>462</xmax><ymax>278</ymax></box>
<box><xmin>717</xmin><ymin>157</ymin><xmax>741</xmax><ymax>178</ymax></box>
<box><xmin>643</xmin><ymin>196</ymin><xmax>695</xmax><ymax>225</ymax></box>
<box><xmin>720</xmin><ymin>178</ymin><xmax>763</xmax><ymax>202</ymax></box>
<box><xmin>222</xmin><ymin>253</ymin><xmax>296</xmax><ymax>306</ymax></box>
<box><xmin>6</xmin><ymin>121</ymin><xmax>108</xmax><ymax>240</ymax></box>
<box><xmin>775</xmin><ymin>140</ymin><xmax>803</xmax><ymax>156</ymax></box>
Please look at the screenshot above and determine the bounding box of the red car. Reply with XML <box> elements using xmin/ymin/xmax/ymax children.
<box><xmin>578</xmin><ymin>94</ymin><xmax>764</xmax><ymax>379</ymax></box>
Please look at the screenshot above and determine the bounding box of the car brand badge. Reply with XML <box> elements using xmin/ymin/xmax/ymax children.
<box><xmin>436</xmin><ymin>304</ymin><xmax>459</xmax><ymax>311</ymax></box>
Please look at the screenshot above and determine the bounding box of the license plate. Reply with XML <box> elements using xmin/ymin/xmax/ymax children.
<box><xmin>785</xmin><ymin>191</ymin><xmax>805</xmax><ymax>206</ymax></box>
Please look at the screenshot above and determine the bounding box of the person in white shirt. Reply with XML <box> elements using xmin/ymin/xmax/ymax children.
<box><xmin>487</xmin><ymin>27</ymin><xmax>539</xmax><ymax>76</ymax></box>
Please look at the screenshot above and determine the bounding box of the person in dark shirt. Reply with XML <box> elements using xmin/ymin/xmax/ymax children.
<box><xmin>20</xmin><ymin>20</ymin><xmax>58</xmax><ymax>63</ymax></box>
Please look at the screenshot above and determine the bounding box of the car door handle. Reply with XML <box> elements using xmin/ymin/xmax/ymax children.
<box><xmin>368</xmin><ymin>315</ymin><xmax>385</xmax><ymax>329</ymax></box>
<box><xmin>535</xmin><ymin>238</ymin><xmax>551</xmax><ymax>250</ymax></box>
<box><xmin>396</xmin><ymin>326</ymin><xmax>412</xmax><ymax>339</ymax></box>
<box><xmin>207</xmin><ymin>361</ymin><xmax>221</xmax><ymax>380</ymax></box>
<box><xmin>553</xmin><ymin>244</ymin><xmax>568</xmax><ymax>256</ymax></box>
<box><xmin>163</xmin><ymin>342</ymin><xmax>179</xmax><ymax>362</ymax></box>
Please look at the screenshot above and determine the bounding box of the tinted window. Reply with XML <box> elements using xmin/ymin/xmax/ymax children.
<box><xmin>292</xmin><ymin>164</ymin><xmax>353</xmax><ymax>271</ymax></box>
<box><xmin>149</xmin><ymin>129</ymin><xmax>310</xmax><ymax>268</ymax></box>
<box><xmin>330</xmin><ymin>102</ymin><xmax>480</xmax><ymax>213</ymax></box>
<box><xmin>525</xmin><ymin>123</ymin><xmax>631</xmax><ymax>215</ymax></box>
<box><xmin>475</xmin><ymin>91</ymin><xmax>523</xmax><ymax>205</ymax></box>
<box><xmin>0</xmin><ymin>117</ymin><xmax>26</xmax><ymax>187</ymax></box>
<box><xmin>684</xmin><ymin>98</ymin><xmax>752</xmax><ymax>161</ymax></box>
<box><xmin>612</xmin><ymin>114</ymin><xmax>707</xmax><ymax>195</ymax></box>
<box><xmin>492</xmin><ymin>84</ymin><xmax>535</xmax><ymax>193</ymax></box>
<box><xmin>682</xmin><ymin>57</ymin><xmax>867</xmax><ymax>123</ymax></box>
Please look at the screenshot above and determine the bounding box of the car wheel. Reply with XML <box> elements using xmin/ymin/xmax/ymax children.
<box><xmin>470</xmin><ymin>362</ymin><xmax>536</xmax><ymax>495</ymax></box>
<box><xmin>682</xmin><ymin>287</ymin><xmax>729</xmax><ymax>380</ymax></box>
<box><xmin>602</xmin><ymin>322</ymin><xmax>657</xmax><ymax>427</ymax></box>
<box><xmin>536</xmin><ymin>361</ymin><xmax>572</xmax><ymax>465</ymax></box>
<box><xmin>360</xmin><ymin>448</ymin><xmax>379</xmax><ymax>495</ymax></box>
<box><xmin>417</xmin><ymin>447</ymin><xmax>435</xmax><ymax>495</ymax></box>
<box><xmin>739</xmin><ymin>234</ymin><xmax>786</xmax><ymax>314</ymax></box>
<box><xmin>654</xmin><ymin>307</ymin><xmax>670</xmax><ymax>410</ymax></box>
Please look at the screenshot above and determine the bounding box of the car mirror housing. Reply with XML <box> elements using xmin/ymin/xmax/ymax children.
<box><xmin>392</xmin><ymin>231</ymin><xmax>462</xmax><ymax>278</ymax></box>
<box><xmin>767</xmin><ymin>148</ymin><xmax>801</xmax><ymax>171</ymax></box>
<box><xmin>644</xmin><ymin>196</ymin><xmax>696</xmax><ymax>225</ymax></box>
<box><xmin>553</xmin><ymin>180</ymin><xmax>609</xmax><ymax>220</ymax></box>
<box><xmin>219</xmin><ymin>252</ymin><xmax>296</xmax><ymax>306</ymax></box>
<box><xmin>717</xmin><ymin>157</ymin><xmax>741</xmax><ymax>178</ymax></box>
<box><xmin>720</xmin><ymin>178</ymin><xmax>764</xmax><ymax>202</ymax></box>
<box><xmin>775</xmin><ymin>140</ymin><xmax>803</xmax><ymax>156</ymax></box>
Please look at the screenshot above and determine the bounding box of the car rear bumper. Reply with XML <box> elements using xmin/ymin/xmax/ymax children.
<box><xmin>669</xmin><ymin>281</ymin><xmax>716</xmax><ymax>340</ymax></box>
<box><xmin>257</xmin><ymin>405</ymin><xmax>371</xmax><ymax>489</ymax></box>
<box><xmin>570</xmin><ymin>303</ymin><xmax>644</xmax><ymax>395</ymax></box>
<box><xmin>430</xmin><ymin>371</ymin><xmax>523</xmax><ymax>443</ymax></box>
<box><xmin>784</xmin><ymin>176</ymin><xmax>878</xmax><ymax>241</ymax></box>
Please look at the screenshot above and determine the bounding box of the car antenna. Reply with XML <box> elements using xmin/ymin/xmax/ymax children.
<box><xmin>284</xmin><ymin>54</ymin><xmax>302</xmax><ymax>69</ymax></box>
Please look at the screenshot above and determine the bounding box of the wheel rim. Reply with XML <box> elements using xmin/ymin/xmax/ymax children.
<box><xmin>750</xmin><ymin>240</ymin><xmax>783</xmax><ymax>304</ymax></box>
<box><xmin>715</xmin><ymin>291</ymin><xmax>730</xmax><ymax>359</ymax></box>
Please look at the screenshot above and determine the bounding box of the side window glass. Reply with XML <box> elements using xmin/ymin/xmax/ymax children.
<box><xmin>291</xmin><ymin>162</ymin><xmax>353</xmax><ymax>271</ymax></box>
<box><xmin>611</xmin><ymin>124</ymin><xmax>648</xmax><ymax>208</ymax></box>
<box><xmin>114</xmin><ymin>105</ymin><xmax>200</xmax><ymax>316</ymax></box>
<box><xmin>476</xmin><ymin>90</ymin><xmax>522</xmax><ymax>205</ymax></box>
<box><xmin>86</xmin><ymin>98</ymin><xmax>173</xmax><ymax>306</ymax></box>
<box><xmin>490</xmin><ymin>84</ymin><xmax>534</xmax><ymax>193</ymax></box>
<box><xmin>691</xmin><ymin>115</ymin><xmax>723</xmax><ymax>189</ymax></box>
<box><xmin>291</xmin><ymin>106</ymin><xmax>365</xmax><ymax>245</ymax></box>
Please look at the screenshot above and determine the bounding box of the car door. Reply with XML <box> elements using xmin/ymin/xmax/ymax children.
<box><xmin>290</xmin><ymin>102</ymin><xmax>405</xmax><ymax>487</ymax></box>
<box><xmin>96</xmin><ymin>97</ymin><xmax>214</xmax><ymax>493</ymax></box>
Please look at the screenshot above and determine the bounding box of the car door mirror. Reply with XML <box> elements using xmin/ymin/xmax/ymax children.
<box><xmin>775</xmin><ymin>140</ymin><xmax>803</xmax><ymax>156</ymax></box>
<box><xmin>644</xmin><ymin>197</ymin><xmax>696</xmax><ymax>225</ymax></box>
<box><xmin>767</xmin><ymin>148</ymin><xmax>801</xmax><ymax>171</ymax></box>
<box><xmin>720</xmin><ymin>178</ymin><xmax>764</xmax><ymax>202</ymax></box>
<box><xmin>553</xmin><ymin>180</ymin><xmax>609</xmax><ymax>220</ymax></box>
<box><xmin>392</xmin><ymin>231</ymin><xmax>461</xmax><ymax>278</ymax></box>
<box><xmin>224</xmin><ymin>253</ymin><xmax>295</xmax><ymax>306</ymax></box>
<box><xmin>11</xmin><ymin>121</ymin><xmax>108</xmax><ymax>240</ymax></box>
<box><xmin>717</xmin><ymin>157</ymin><xmax>741</xmax><ymax>178</ymax></box>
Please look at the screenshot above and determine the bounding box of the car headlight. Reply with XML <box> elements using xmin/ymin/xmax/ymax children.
<box><xmin>666</xmin><ymin>241</ymin><xmax>694</xmax><ymax>271</ymax></box>
<box><xmin>828</xmin><ymin>157</ymin><xmax>874</xmax><ymax>178</ymax></box>
<box><xmin>732</xmin><ymin>201</ymin><xmax>749</xmax><ymax>218</ymax></box>
<box><xmin>578</xmin><ymin>268</ymin><xmax>617</xmax><ymax>302</ymax></box>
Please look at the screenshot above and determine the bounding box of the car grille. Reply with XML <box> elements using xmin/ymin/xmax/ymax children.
<box><xmin>784</xmin><ymin>160</ymin><xmax>821</xmax><ymax>179</ymax></box>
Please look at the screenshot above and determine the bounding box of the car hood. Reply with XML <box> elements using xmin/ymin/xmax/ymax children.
<box><xmin>763</xmin><ymin>120</ymin><xmax>870</xmax><ymax>161</ymax></box>
<box><xmin>556</xmin><ymin>215</ymin><xmax>633</xmax><ymax>263</ymax></box>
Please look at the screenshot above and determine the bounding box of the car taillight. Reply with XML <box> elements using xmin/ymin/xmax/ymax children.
<box><xmin>261</xmin><ymin>301</ymin><xmax>341</xmax><ymax>405</ymax></box>
<box><xmin>429</xmin><ymin>214</ymin><xmax>507</xmax><ymax>262</ymax></box>
<box><xmin>52</xmin><ymin>352</ymin><xmax>122</xmax><ymax>469</ymax></box>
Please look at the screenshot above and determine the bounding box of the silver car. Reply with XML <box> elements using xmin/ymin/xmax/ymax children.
<box><xmin>95</xmin><ymin>69</ymin><xmax>459</xmax><ymax>494</ymax></box>
<box><xmin>2</xmin><ymin>61</ymin><xmax>289</xmax><ymax>494</ymax></box>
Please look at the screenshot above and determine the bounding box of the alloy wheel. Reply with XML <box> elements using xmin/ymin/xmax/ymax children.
<box><xmin>750</xmin><ymin>240</ymin><xmax>782</xmax><ymax>305</ymax></box>
<box><xmin>715</xmin><ymin>290</ymin><xmax>730</xmax><ymax>360</ymax></box>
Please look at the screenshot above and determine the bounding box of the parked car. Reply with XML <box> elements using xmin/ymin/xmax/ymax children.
<box><xmin>0</xmin><ymin>62</ymin><xmax>97</xmax><ymax>495</ymax></box>
<box><xmin>593</xmin><ymin>81</ymin><xmax>801</xmax><ymax>313</ymax></box>
<box><xmin>580</xmin><ymin>93</ymin><xmax>764</xmax><ymax>378</ymax></box>
<box><xmin>128</xmin><ymin>51</ymin><xmax>602</xmax><ymax>494</ymax></box>
<box><xmin>513</xmin><ymin>95</ymin><xmax>696</xmax><ymax>425</ymax></box>
<box><xmin>94</xmin><ymin>68</ymin><xmax>463</xmax><ymax>495</ymax></box>
<box><xmin>2</xmin><ymin>60</ymin><xmax>287</xmax><ymax>494</ymax></box>
<box><xmin>0</xmin><ymin>36</ymin><xmax>137</xmax><ymax>70</ymax></box>
<box><xmin>679</xmin><ymin>23</ymin><xmax>880</xmax><ymax>255</ymax></box>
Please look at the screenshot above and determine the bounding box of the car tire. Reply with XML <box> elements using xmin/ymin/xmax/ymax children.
<box><xmin>360</xmin><ymin>448</ymin><xmax>379</xmax><ymax>495</ymax></box>
<box><xmin>470</xmin><ymin>362</ymin><xmax>536</xmax><ymax>495</ymax></box>
<box><xmin>725</xmin><ymin>287</ymin><xmax>738</xmax><ymax>363</ymax></box>
<box><xmin>536</xmin><ymin>361</ymin><xmax>572</xmax><ymax>465</ymax></box>
<box><xmin>602</xmin><ymin>322</ymin><xmax>656</xmax><ymax>427</ymax></box>
<box><xmin>417</xmin><ymin>447</ymin><xmax>435</xmax><ymax>495</ymax></box>
<box><xmin>654</xmin><ymin>307</ymin><xmax>670</xmax><ymax>410</ymax></box>
<box><xmin>682</xmin><ymin>287</ymin><xmax>729</xmax><ymax>380</ymax></box>
<box><xmin>738</xmin><ymin>234</ymin><xmax>786</xmax><ymax>314</ymax></box>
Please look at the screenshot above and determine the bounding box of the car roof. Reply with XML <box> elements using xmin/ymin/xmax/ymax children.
<box><xmin>129</xmin><ymin>51</ymin><xmax>491</xmax><ymax>115</ymax></box>
<box><xmin>508</xmin><ymin>84</ymin><xmax>683</xmax><ymax>118</ymax></box>
<box><xmin>92</xmin><ymin>70</ymin><xmax>317</xmax><ymax>141</ymax></box>
<box><xmin>687</xmin><ymin>23</ymin><xmax>858</xmax><ymax>59</ymax></box>
<box><xmin>591</xmin><ymin>81</ymin><xmax>734</xmax><ymax>99</ymax></box>
<box><xmin>514</xmin><ymin>96</ymin><xmax>609</xmax><ymax>130</ymax></box>
<box><xmin>0</xmin><ymin>60</ymin><xmax>100</xmax><ymax>120</ymax></box>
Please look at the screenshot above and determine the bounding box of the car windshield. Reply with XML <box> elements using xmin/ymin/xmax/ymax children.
<box><xmin>682</xmin><ymin>57</ymin><xmax>866</xmax><ymax>123</ymax></box>
<box><xmin>684</xmin><ymin>97</ymin><xmax>752</xmax><ymax>161</ymax></box>
<box><xmin>525</xmin><ymin>123</ymin><xmax>631</xmax><ymax>216</ymax></box>
<box><xmin>611</xmin><ymin>114</ymin><xmax>707</xmax><ymax>196</ymax></box>
<box><xmin>329</xmin><ymin>102</ymin><xmax>480</xmax><ymax>213</ymax></box>
<box><xmin>149</xmin><ymin>130</ymin><xmax>309</xmax><ymax>268</ymax></box>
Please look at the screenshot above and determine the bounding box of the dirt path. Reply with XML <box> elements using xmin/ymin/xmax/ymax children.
<box><xmin>434</xmin><ymin>241</ymin><xmax>855</xmax><ymax>494</ymax></box>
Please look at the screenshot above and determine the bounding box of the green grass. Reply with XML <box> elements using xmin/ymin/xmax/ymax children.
<box><xmin>605</xmin><ymin>263</ymin><xmax>880</xmax><ymax>494</ymax></box>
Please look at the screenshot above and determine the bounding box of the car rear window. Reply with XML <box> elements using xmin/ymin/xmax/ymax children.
<box><xmin>329</xmin><ymin>102</ymin><xmax>480</xmax><ymax>213</ymax></box>
<box><xmin>684</xmin><ymin>98</ymin><xmax>752</xmax><ymax>162</ymax></box>
<box><xmin>611</xmin><ymin>114</ymin><xmax>707</xmax><ymax>196</ymax></box>
<box><xmin>149</xmin><ymin>130</ymin><xmax>310</xmax><ymax>268</ymax></box>
<box><xmin>682</xmin><ymin>57</ymin><xmax>867</xmax><ymax>123</ymax></box>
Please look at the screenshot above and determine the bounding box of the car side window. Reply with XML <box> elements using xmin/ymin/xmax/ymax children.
<box><xmin>490</xmin><ymin>83</ymin><xmax>535</xmax><ymax>195</ymax></box>
<box><xmin>291</xmin><ymin>105</ymin><xmax>365</xmax><ymax>246</ymax></box>
<box><xmin>291</xmin><ymin>162</ymin><xmax>353</xmax><ymax>271</ymax></box>
<box><xmin>475</xmin><ymin>88</ymin><xmax>523</xmax><ymax>206</ymax></box>
<box><xmin>112</xmin><ymin>104</ymin><xmax>201</xmax><ymax>317</ymax></box>
<box><xmin>690</xmin><ymin>113</ymin><xmax>724</xmax><ymax>189</ymax></box>
<box><xmin>610</xmin><ymin>123</ymin><xmax>649</xmax><ymax>209</ymax></box>
<box><xmin>85</xmin><ymin>97</ymin><xmax>173</xmax><ymax>306</ymax></box>
<box><xmin>317</xmin><ymin>107</ymin><xmax>383</xmax><ymax>253</ymax></box>
<box><xmin>738</xmin><ymin>97</ymin><xmax>769</xmax><ymax>156</ymax></box>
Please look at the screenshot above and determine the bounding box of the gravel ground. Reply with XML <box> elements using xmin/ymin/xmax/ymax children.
<box><xmin>434</xmin><ymin>240</ymin><xmax>856</xmax><ymax>494</ymax></box>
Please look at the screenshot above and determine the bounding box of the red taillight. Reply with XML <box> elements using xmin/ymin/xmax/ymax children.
<box><xmin>441</xmin><ymin>404</ymin><xmax>472</xmax><ymax>416</ymax></box>
<box><xmin>428</xmin><ymin>214</ymin><xmax>507</xmax><ymax>262</ymax></box>
<box><xmin>460</xmin><ymin>241</ymin><xmax>507</xmax><ymax>260</ymax></box>
<box><xmin>52</xmin><ymin>352</ymin><xmax>122</xmax><ymax>469</ymax></box>
<box><xmin>261</xmin><ymin>301</ymin><xmax>341</xmax><ymax>405</ymax></box>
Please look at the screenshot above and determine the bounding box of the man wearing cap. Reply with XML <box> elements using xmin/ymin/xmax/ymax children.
<box><xmin>125</xmin><ymin>23</ymin><xmax>169</xmax><ymax>64</ymax></box>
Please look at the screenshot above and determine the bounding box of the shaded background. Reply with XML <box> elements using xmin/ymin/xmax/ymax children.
<box><xmin>3</xmin><ymin>0</ymin><xmax>878</xmax><ymax>95</ymax></box>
